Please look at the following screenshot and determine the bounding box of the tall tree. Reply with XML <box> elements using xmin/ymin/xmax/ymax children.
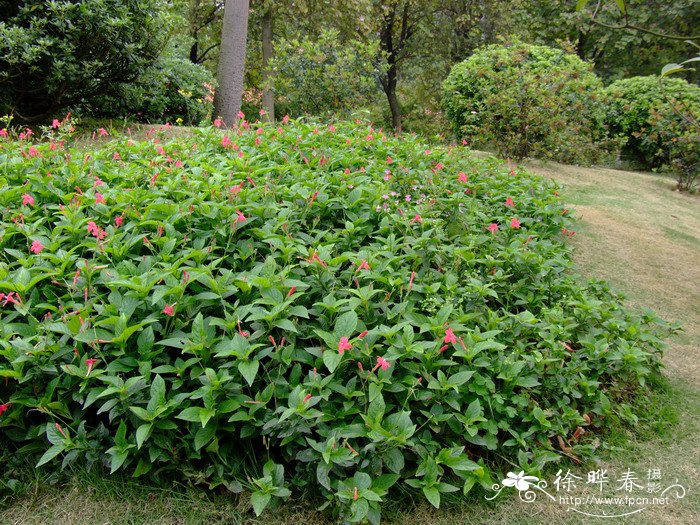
<box><xmin>261</xmin><ymin>1</ymin><xmax>275</xmax><ymax>121</ymax></box>
<box><xmin>214</xmin><ymin>0</ymin><xmax>250</xmax><ymax>124</ymax></box>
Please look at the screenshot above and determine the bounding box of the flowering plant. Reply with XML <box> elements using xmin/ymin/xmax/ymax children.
<box><xmin>0</xmin><ymin>118</ymin><xmax>672</xmax><ymax>522</ymax></box>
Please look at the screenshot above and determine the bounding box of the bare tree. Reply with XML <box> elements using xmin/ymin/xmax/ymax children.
<box><xmin>214</xmin><ymin>0</ymin><xmax>250</xmax><ymax>124</ymax></box>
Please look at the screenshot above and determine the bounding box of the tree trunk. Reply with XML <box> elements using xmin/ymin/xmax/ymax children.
<box><xmin>385</xmin><ymin>64</ymin><xmax>401</xmax><ymax>132</ymax></box>
<box><xmin>214</xmin><ymin>0</ymin><xmax>250</xmax><ymax>125</ymax></box>
<box><xmin>261</xmin><ymin>4</ymin><xmax>275</xmax><ymax>122</ymax></box>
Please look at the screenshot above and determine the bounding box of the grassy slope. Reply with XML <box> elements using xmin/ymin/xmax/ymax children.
<box><xmin>1</xmin><ymin>154</ymin><xmax>698</xmax><ymax>525</ymax></box>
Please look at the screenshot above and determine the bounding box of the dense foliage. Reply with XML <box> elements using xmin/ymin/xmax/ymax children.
<box><xmin>0</xmin><ymin>0</ymin><xmax>168</xmax><ymax>123</ymax></box>
<box><xmin>442</xmin><ymin>41</ymin><xmax>609</xmax><ymax>164</ymax></box>
<box><xmin>605</xmin><ymin>76</ymin><xmax>700</xmax><ymax>189</ymax></box>
<box><xmin>270</xmin><ymin>30</ymin><xmax>379</xmax><ymax>118</ymax></box>
<box><xmin>88</xmin><ymin>46</ymin><xmax>216</xmax><ymax>126</ymax></box>
<box><xmin>0</xmin><ymin>120</ymin><xmax>671</xmax><ymax>522</ymax></box>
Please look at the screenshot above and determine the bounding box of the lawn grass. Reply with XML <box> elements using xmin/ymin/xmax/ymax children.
<box><xmin>1</xmin><ymin>150</ymin><xmax>697</xmax><ymax>525</ymax></box>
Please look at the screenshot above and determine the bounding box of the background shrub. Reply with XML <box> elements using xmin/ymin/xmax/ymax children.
<box><xmin>604</xmin><ymin>76</ymin><xmax>700</xmax><ymax>189</ymax></box>
<box><xmin>0</xmin><ymin>120</ymin><xmax>671</xmax><ymax>522</ymax></box>
<box><xmin>88</xmin><ymin>42</ymin><xmax>216</xmax><ymax>126</ymax></box>
<box><xmin>442</xmin><ymin>40</ymin><xmax>609</xmax><ymax>164</ymax></box>
<box><xmin>271</xmin><ymin>30</ymin><xmax>380</xmax><ymax>118</ymax></box>
<box><xmin>0</xmin><ymin>0</ymin><xmax>168</xmax><ymax>123</ymax></box>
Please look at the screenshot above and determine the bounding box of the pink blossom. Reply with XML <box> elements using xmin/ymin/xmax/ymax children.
<box><xmin>114</xmin><ymin>215</ymin><xmax>123</xmax><ymax>227</ymax></box>
<box><xmin>95</xmin><ymin>193</ymin><xmax>105</xmax><ymax>204</ymax></box>
<box><xmin>282</xmin><ymin>115</ymin><xmax>290</xmax><ymax>124</ymax></box>
<box><xmin>0</xmin><ymin>403</ymin><xmax>9</xmax><ymax>416</ymax></box>
<box><xmin>163</xmin><ymin>304</ymin><xmax>175</xmax><ymax>316</ymax></box>
<box><xmin>0</xmin><ymin>128</ymin><xmax>8</xmax><ymax>137</ymax></box>
<box><xmin>235</xmin><ymin>210</ymin><xmax>246</xmax><ymax>223</ymax></box>
<box><xmin>221</xmin><ymin>135</ymin><xmax>232</xmax><ymax>147</ymax></box>
<box><xmin>237</xmin><ymin>110</ymin><xmax>245</xmax><ymax>120</ymax></box>
<box><xmin>487</xmin><ymin>223</ymin><xmax>499</xmax><ymax>234</ymax></box>
<box><xmin>387</xmin><ymin>156</ymin><xmax>393</xmax><ymax>164</ymax></box>
<box><xmin>357</xmin><ymin>259</ymin><xmax>370</xmax><ymax>272</ymax></box>
<box><xmin>28</xmin><ymin>146</ymin><xmax>40</xmax><ymax>157</ymax></box>
<box><xmin>259</xmin><ymin>109</ymin><xmax>266</xmax><ymax>116</ymax></box>
<box><xmin>30</xmin><ymin>240</ymin><xmax>44</xmax><ymax>254</ymax></box>
<box><xmin>376</xmin><ymin>356</ymin><xmax>391</xmax><ymax>371</ymax></box>
<box><xmin>510</xmin><ymin>218</ymin><xmax>521</xmax><ymax>229</ymax></box>
<box><xmin>0</xmin><ymin>292</ymin><xmax>20</xmax><ymax>306</ymax></box>
<box><xmin>458</xmin><ymin>172</ymin><xmax>468</xmax><ymax>183</ymax></box>
<box><xmin>98</xmin><ymin>128</ymin><xmax>108</xmax><ymax>137</ymax></box>
<box><xmin>85</xmin><ymin>358</ymin><xmax>98</xmax><ymax>375</ymax></box>
<box><xmin>113</xmin><ymin>152</ymin><xmax>121</xmax><ymax>160</ymax></box>
<box><xmin>443</xmin><ymin>328</ymin><xmax>457</xmax><ymax>344</ymax></box>
<box><xmin>22</xmin><ymin>193</ymin><xmax>35</xmax><ymax>206</ymax></box>
<box><xmin>87</xmin><ymin>221</ymin><xmax>99</xmax><ymax>236</ymax></box>
<box><xmin>411</xmin><ymin>213</ymin><xmax>422</xmax><ymax>224</ymax></box>
<box><xmin>213</xmin><ymin>118</ymin><xmax>223</xmax><ymax>128</ymax></box>
<box><xmin>505</xmin><ymin>197</ymin><xmax>515</xmax><ymax>207</ymax></box>
<box><xmin>338</xmin><ymin>336</ymin><xmax>352</xmax><ymax>354</ymax></box>
<box><xmin>303</xmin><ymin>393</ymin><xmax>312</xmax><ymax>403</ymax></box>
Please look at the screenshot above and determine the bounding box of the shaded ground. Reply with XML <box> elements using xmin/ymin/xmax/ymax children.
<box><xmin>1</xmin><ymin>156</ymin><xmax>698</xmax><ymax>524</ymax></box>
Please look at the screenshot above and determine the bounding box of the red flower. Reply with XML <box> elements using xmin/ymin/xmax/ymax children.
<box><xmin>95</xmin><ymin>193</ymin><xmax>105</xmax><ymax>204</ymax></box>
<box><xmin>443</xmin><ymin>328</ymin><xmax>457</xmax><ymax>344</ymax></box>
<box><xmin>386</xmin><ymin>156</ymin><xmax>393</xmax><ymax>164</ymax></box>
<box><xmin>356</xmin><ymin>259</ymin><xmax>370</xmax><ymax>272</ymax></box>
<box><xmin>375</xmin><ymin>356</ymin><xmax>391</xmax><ymax>371</ymax></box>
<box><xmin>358</xmin><ymin>330</ymin><xmax>369</xmax><ymax>339</ymax></box>
<box><xmin>85</xmin><ymin>358</ymin><xmax>98</xmax><ymax>375</ymax></box>
<box><xmin>286</xmin><ymin>286</ymin><xmax>297</xmax><ymax>298</ymax></box>
<box><xmin>52</xmin><ymin>119</ymin><xmax>61</xmax><ymax>129</ymax></box>
<box><xmin>163</xmin><ymin>304</ymin><xmax>175</xmax><ymax>316</ymax></box>
<box><xmin>505</xmin><ymin>197</ymin><xmax>515</xmax><ymax>207</ymax></box>
<box><xmin>303</xmin><ymin>393</ymin><xmax>312</xmax><ymax>403</ymax></box>
<box><xmin>30</xmin><ymin>240</ymin><xmax>44</xmax><ymax>254</ymax></box>
<box><xmin>213</xmin><ymin>118</ymin><xmax>223</xmax><ymax>128</ymax></box>
<box><xmin>487</xmin><ymin>223</ymin><xmax>499</xmax><ymax>234</ymax></box>
<box><xmin>0</xmin><ymin>403</ymin><xmax>10</xmax><ymax>416</ymax></box>
<box><xmin>221</xmin><ymin>135</ymin><xmax>232</xmax><ymax>148</ymax></box>
<box><xmin>411</xmin><ymin>213</ymin><xmax>422</xmax><ymax>224</ymax></box>
<box><xmin>114</xmin><ymin>215</ymin><xmax>123</xmax><ymax>227</ymax></box>
<box><xmin>235</xmin><ymin>210</ymin><xmax>246</xmax><ymax>223</ymax></box>
<box><xmin>458</xmin><ymin>172</ymin><xmax>468</xmax><ymax>183</ymax></box>
<box><xmin>98</xmin><ymin>128</ymin><xmax>108</xmax><ymax>137</ymax></box>
<box><xmin>338</xmin><ymin>336</ymin><xmax>352</xmax><ymax>354</ymax></box>
<box><xmin>22</xmin><ymin>193</ymin><xmax>34</xmax><ymax>206</ymax></box>
<box><xmin>0</xmin><ymin>292</ymin><xmax>20</xmax><ymax>306</ymax></box>
<box><xmin>510</xmin><ymin>218</ymin><xmax>521</xmax><ymax>229</ymax></box>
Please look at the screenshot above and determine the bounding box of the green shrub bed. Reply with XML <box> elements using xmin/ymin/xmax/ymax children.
<box><xmin>0</xmin><ymin>119</ymin><xmax>669</xmax><ymax>522</ymax></box>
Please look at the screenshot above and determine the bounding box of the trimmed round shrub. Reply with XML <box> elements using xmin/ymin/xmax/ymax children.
<box><xmin>604</xmin><ymin>76</ymin><xmax>700</xmax><ymax>186</ymax></box>
<box><xmin>0</xmin><ymin>121</ymin><xmax>670</xmax><ymax>522</ymax></box>
<box><xmin>442</xmin><ymin>41</ymin><xmax>608</xmax><ymax>164</ymax></box>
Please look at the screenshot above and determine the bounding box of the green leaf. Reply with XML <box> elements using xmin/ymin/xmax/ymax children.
<box><xmin>135</xmin><ymin>423</ymin><xmax>153</xmax><ymax>449</ymax></box>
<box><xmin>334</xmin><ymin>310</ymin><xmax>358</xmax><ymax>337</ymax></box>
<box><xmin>36</xmin><ymin>444</ymin><xmax>65</xmax><ymax>467</ymax></box>
<box><xmin>251</xmin><ymin>492</ymin><xmax>272</xmax><ymax>516</ymax></box>
<box><xmin>194</xmin><ymin>423</ymin><xmax>217</xmax><ymax>451</ymax></box>
<box><xmin>238</xmin><ymin>359</ymin><xmax>259</xmax><ymax>386</ymax></box>
<box><xmin>423</xmin><ymin>485</ymin><xmax>441</xmax><ymax>508</ymax></box>
<box><xmin>323</xmin><ymin>349</ymin><xmax>343</xmax><ymax>373</ymax></box>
